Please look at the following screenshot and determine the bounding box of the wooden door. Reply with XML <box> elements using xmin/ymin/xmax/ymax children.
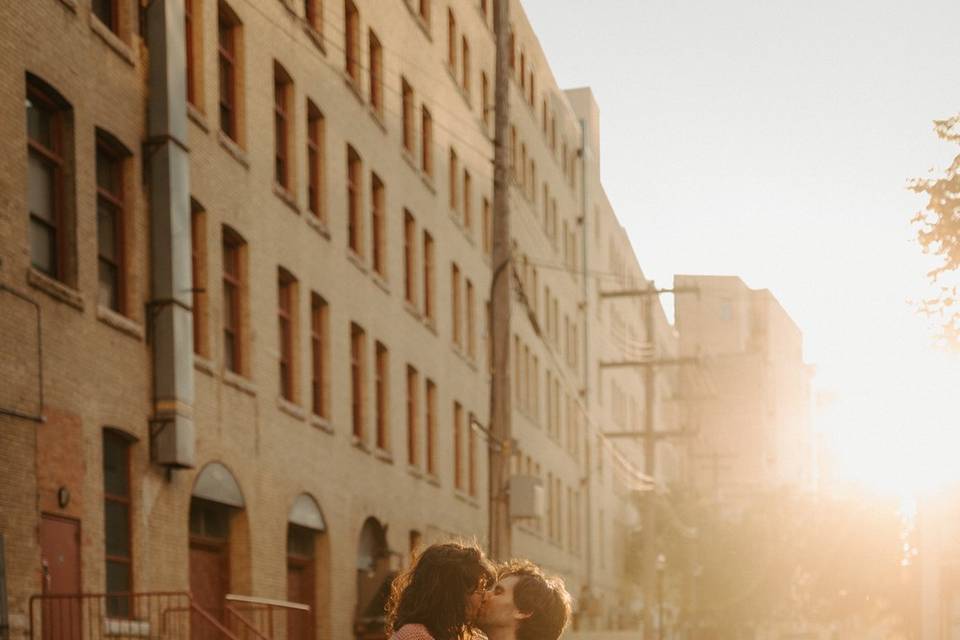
<box><xmin>189</xmin><ymin>540</ymin><xmax>228</xmax><ymax>640</ymax></box>
<box><xmin>287</xmin><ymin>558</ymin><xmax>314</xmax><ymax>640</ymax></box>
<box><xmin>39</xmin><ymin>514</ymin><xmax>81</xmax><ymax>640</ymax></box>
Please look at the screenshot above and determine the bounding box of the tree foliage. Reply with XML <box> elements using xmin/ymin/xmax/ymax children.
<box><xmin>910</xmin><ymin>115</ymin><xmax>960</xmax><ymax>349</ymax></box>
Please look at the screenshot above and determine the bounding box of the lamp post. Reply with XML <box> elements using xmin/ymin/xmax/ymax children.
<box><xmin>656</xmin><ymin>553</ymin><xmax>666</xmax><ymax>640</ymax></box>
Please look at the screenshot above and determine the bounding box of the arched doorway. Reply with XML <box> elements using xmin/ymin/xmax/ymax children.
<box><xmin>189</xmin><ymin>462</ymin><xmax>246</xmax><ymax>638</ymax></box>
<box><xmin>287</xmin><ymin>494</ymin><xmax>328</xmax><ymax>640</ymax></box>
<box><xmin>354</xmin><ymin>517</ymin><xmax>394</xmax><ymax>640</ymax></box>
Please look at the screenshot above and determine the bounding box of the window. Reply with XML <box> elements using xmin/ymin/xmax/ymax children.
<box><xmin>421</xmin><ymin>107</ymin><xmax>433</xmax><ymax>176</ymax></box>
<box><xmin>306</xmin><ymin>101</ymin><xmax>325</xmax><ymax>220</ymax></box>
<box><xmin>451</xmin><ymin>263</ymin><xmax>461</xmax><ymax>347</ymax></box>
<box><xmin>468</xmin><ymin>412</ymin><xmax>477</xmax><ymax>497</ymax></box>
<box><xmin>350</xmin><ymin>322</ymin><xmax>366</xmax><ymax>439</ymax></box>
<box><xmin>278</xmin><ymin>268</ymin><xmax>297</xmax><ymax>402</ymax></box>
<box><xmin>423</xmin><ymin>231</ymin><xmax>434</xmax><ymax>322</ymax></box>
<box><xmin>185</xmin><ymin>0</ymin><xmax>201</xmax><ymax>107</ymax></box>
<box><xmin>96</xmin><ymin>133</ymin><xmax>127</xmax><ymax>313</ymax></box>
<box><xmin>369</xmin><ymin>31</ymin><xmax>383</xmax><ymax>117</ymax></box>
<box><xmin>305</xmin><ymin>0</ymin><xmax>321</xmax><ymax>33</ymax></box>
<box><xmin>482</xmin><ymin>198</ymin><xmax>491</xmax><ymax>256</ymax></box>
<box><xmin>344</xmin><ymin>0</ymin><xmax>360</xmax><ymax>86</ymax></box>
<box><xmin>425</xmin><ymin>379</ymin><xmax>437</xmax><ymax>476</ymax></box>
<box><xmin>222</xmin><ymin>226</ymin><xmax>246</xmax><ymax>374</ymax></box>
<box><xmin>466</xmin><ymin>279</ymin><xmax>475</xmax><ymax>360</ymax></box>
<box><xmin>191</xmin><ymin>201</ymin><xmax>208</xmax><ymax>356</ymax></box>
<box><xmin>103</xmin><ymin>431</ymin><xmax>132</xmax><ymax>617</ymax></box>
<box><xmin>347</xmin><ymin>145</ymin><xmax>362</xmax><ymax>256</ymax></box>
<box><xmin>402</xmin><ymin>78</ymin><xmax>415</xmax><ymax>154</ymax></box>
<box><xmin>371</xmin><ymin>173</ymin><xmax>386</xmax><ymax>277</ymax></box>
<box><xmin>481</xmin><ymin>72</ymin><xmax>491</xmax><ymax>130</ymax></box>
<box><xmin>453</xmin><ymin>401</ymin><xmax>464</xmax><ymax>491</ymax></box>
<box><xmin>447</xmin><ymin>9</ymin><xmax>457</xmax><ymax>70</ymax></box>
<box><xmin>274</xmin><ymin>63</ymin><xmax>293</xmax><ymax>190</ymax></box>
<box><xmin>403</xmin><ymin>210</ymin><xmax>416</xmax><ymax>305</ymax></box>
<box><xmin>463</xmin><ymin>170</ymin><xmax>472</xmax><ymax>233</ymax></box>
<box><xmin>461</xmin><ymin>37</ymin><xmax>470</xmax><ymax>97</ymax></box>
<box><xmin>448</xmin><ymin>148</ymin><xmax>458</xmax><ymax>212</ymax></box>
<box><xmin>418</xmin><ymin>0</ymin><xmax>430</xmax><ymax>24</ymax></box>
<box><xmin>406</xmin><ymin>365</ymin><xmax>419</xmax><ymax>466</ymax></box>
<box><xmin>218</xmin><ymin>2</ymin><xmax>241</xmax><ymax>142</ymax></box>
<box><xmin>92</xmin><ymin>0</ymin><xmax>119</xmax><ymax>34</ymax></box>
<box><xmin>310</xmin><ymin>293</ymin><xmax>328</xmax><ymax>418</ymax></box>
<box><xmin>26</xmin><ymin>75</ymin><xmax>72</xmax><ymax>282</ymax></box>
<box><xmin>375</xmin><ymin>342</ymin><xmax>389</xmax><ymax>450</ymax></box>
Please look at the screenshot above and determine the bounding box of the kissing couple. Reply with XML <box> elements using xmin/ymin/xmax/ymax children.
<box><xmin>386</xmin><ymin>541</ymin><xmax>571</xmax><ymax>640</ymax></box>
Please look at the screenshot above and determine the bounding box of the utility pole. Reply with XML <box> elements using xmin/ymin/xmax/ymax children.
<box><xmin>488</xmin><ymin>0</ymin><xmax>512</xmax><ymax>562</ymax></box>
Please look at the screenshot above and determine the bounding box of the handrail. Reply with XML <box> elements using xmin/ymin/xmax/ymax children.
<box><xmin>191</xmin><ymin>601</ymin><xmax>242</xmax><ymax>640</ymax></box>
<box><xmin>225</xmin><ymin>594</ymin><xmax>310</xmax><ymax>612</ymax></box>
<box><xmin>224</xmin><ymin>605</ymin><xmax>272</xmax><ymax>640</ymax></box>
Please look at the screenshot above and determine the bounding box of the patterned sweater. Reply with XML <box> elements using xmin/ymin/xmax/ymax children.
<box><xmin>390</xmin><ymin>624</ymin><xmax>436</xmax><ymax>640</ymax></box>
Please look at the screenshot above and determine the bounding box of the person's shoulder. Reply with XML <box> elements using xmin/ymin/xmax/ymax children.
<box><xmin>391</xmin><ymin>623</ymin><xmax>436</xmax><ymax>640</ymax></box>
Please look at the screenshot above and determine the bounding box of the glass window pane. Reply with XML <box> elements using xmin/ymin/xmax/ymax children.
<box><xmin>105</xmin><ymin>500</ymin><xmax>130</xmax><ymax>557</ymax></box>
<box><xmin>28</xmin><ymin>153</ymin><xmax>53</xmax><ymax>222</ymax></box>
<box><xmin>92</xmin><ymin>0</ymin><xmax>116</xmax><ymax>30</ymax></box>
<box><xmin>105</xmin><ymin>562</ymin><xmax>131</xmax><ymax>616</ymax></box>
<box><xmin>98</xmin><ymin>205</ymin><xmax>117</xmax><ymax>261</ymax></box>
<box><xmin>99</xmin><ymin>260</ymin><xmax>118</xmax><ymax>310</ymax></box>
<box><xmin>103</xmin><ymin>435</ymin><xmax>129</xmax><ymax>496</ymax></box>
<box><xmin>29</xmin><ymin>220</ymin><xmax>55</xmax><ymax>275</ymax></box>
<box><xmin>26</xmin><ymin>99</ymin><xmax>52</xmax><ymax>147</ymax></box>
<box><xmin>97</xmin><ymin>149</ymin><xmax>120</xmax><ymax>194</ymax></box>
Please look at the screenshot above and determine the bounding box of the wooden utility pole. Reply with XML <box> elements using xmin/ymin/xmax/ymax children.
<box><xmin>488</xmin><ymin>0</ymin><xmax>512</xmax><ymax>562</ymax></box>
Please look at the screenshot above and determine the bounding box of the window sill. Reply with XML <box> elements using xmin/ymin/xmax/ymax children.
<box><xmin>368</xmin><ymin>106</ymin><xmax>387</xmax><ymax>134</ymax></box>
<box><xmin>423</xmin><ymin>317</ymin><xmax>438</xmax><ymax>335</ymax></box>
<box><xmin>27</xmin><ymin>268</ymin><xmax>84</xmax><ymax>312</ymax></box>
<box><xmin>401</xmin><ymin>148</ymin><xmax>419</xmax><ymax>175</ymax></box>
<box><xmin>310</xmin><ymin>414</ymin><xmax>333</xmax><ymax>434</ymax></box>
<box><xmin>374</xmin><ymin>448</ymin><xmax>394</xmax><ymax>464</ymax></box>
<box><xmin>426</xmin><ymin>474</ymin><xmax>441</xmax><ymax>488</ymax></box>
<box><xmin>407</xmin><ymin>465</ymin><xmax>423</xmax><ymax>479</ymax></box>
<box><xmin>371</xmin><ymin>272</ymin><xmax>390</xmax><ymax>295</ymax></box>
<box><xmin>217</xmin><ymin>131</ymin><xmax>250</xmax><ymax>169</ymax></box>
<box><xmin>446</xmin><ymin>67</ymin><xmax>472</xmax><ymax>111</ymax></box>
<box><xmin>57</xmin><ymin>0</ymin><xmax>78</xmax><ymax>12</ymax></box>
<box><xmin>343</xmin><ymin>73</ymin><xmax>364</xmax><ymax>105</ymax></box>
<box><xmin>273</xmin><ymin>183</ymin><xmax>300</xmax><ymax>214</ymax></box>
<box><xmin>96</xmin><ymin>305</ymin><xmax>144</xmax><ymax>340</ymax></box>
<box><xmin>305</xmin><ymin>214</ymin><xmax>330</xmax><ymax>239</ymax></box>
<box><xmin>187</xmin><ymin>103</ymin><xmax>209</xmax><ymax>132</ymax></box>
<box><xmin>351</xmin><ymin>434</ymin><xmax>370</xmax><ymax>452</ymax></box>
<box><xmin>403</xmin><ymin>300</ymin><xmax>422</xmax><ymax>321</ymax></box>
<box><xmin>89</xmin><ymin>14</ymin><xmax>135</xmax><ymax>67</ymax></box>
<box><xmin>223</xmin><ymin>369</ymin><xmax>256</xmax><ymax>396</ymax></box>
<box><xmin>453</xmin><ymin>490</ymin><xmax>480</xmax><ymax>508</ymax></box>
<box><xmin>194</xmin><ymin>354</ymin><xmax>216</xmax><ymax>377</ymax></box>
<box><xmin>303</xmin><ymin>23</ymin><xmax>326</xmax><ymax>53</ymax></box>
<box><xmin>277</xmin><ymin>396</ymin><xmax>306</xmax><ymax>421</ymax></box>
<box><xmin>420</xmin><ymin>172</ymin><xmax>437</xmax><ymax>194</ymax></box>
<box><xmin>346</xmin><ymin>249</ymin><xmax>367</xmax><ymax>274</ymax></box>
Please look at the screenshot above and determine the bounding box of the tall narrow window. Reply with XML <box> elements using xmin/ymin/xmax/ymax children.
<box><xmin>482</xmin><ymin>198</ymin><xmax>491</xmax><ymax>256</ymax></box>
<box><xmin>274</xmin><ymin>63</ymin><xmax>293</xmax><ymax>190</ymax></box>
<box><xmin>463</xmin><ymin>170</ymin><xmax>472</xmax><ymax>232</ymax></box>
<box><xmin>421</xmin><ymin>107</ymin><xmax>433</xmax><ymax>177</ymax></box>
<box><xmin>448</xmin><ymin>148</ymin><xmax>458</xmax><ymax>212</ymax></box>
<box><xmin>92</xmin><ymin>0</ymin><xmax>119</xmax><ymax>34</ymax></box>
<box><xmin>218</xmin><ymin>2</ymin><xmax>241</xmax><ymax>142</ymax></box>
<box><xmin>468</xmin><ymin>412</ymin><xmax>477</xmax><ymax>497</ymax></box>
<box><xmin>447</xmin><ymin>9</ymin><xmax>457</xmax><ymax>70</ymax></box>
<box><xmin>418</xmin><ymin>0</ymin><xmax>430</xmax><ymax>24</ymax></box>
<box><xmin>191</xmin><ymin>201</ymin><xmax>208</xmax><ymax>356</ymax></box>
<box><xmin>451</xmin><ymin>263</ymin><xmax>462</xmax><ymax>347</ymax></box>
<box><xmin>461</xmin><ymin>37</ymin><xmax>470</xmax><ymax>97</ymax></box>
<box><xmin>344</xmin><ymin>0</ymin><xmax>360</xmax><ymax>86</ymax></box>
<box><xmin>375</xmin><ymin>342</ymin><xmax>389</xmax><ymax>451</ymax></box>
<box><xmin>406</xmin><ymin>365</ymin><xmax>419</xmax><ymax>466</ymax></box>
<box><xmin>310</xmin><ymin>293</ymin><xmax>328</xmax><ymax>418</ymax></box>
<box><xmin>103</xmin><ymin>431</ymin><xmax>132</xmax><ymax>616</ymax></box>
<box><xmin>304</xmin><ymin>0</ymin><xmax>321</xmax><ymax>33</ymax></box>
<box><xmin>453</xmin><ymin>401</ymin><xmax>464</xmax><ymax>491</ymax></box>
<box><xmin>466</xmin><ymin>279</ymin><xmax>475</xmax><ymax>360</ymax></box>
<box><xmin>481</xmin><ymin>72</ymin><xmax>491</xmax><ymax>130</ymax></box>
<box><xmin>350</xmin><ymin>322</ymin><xmax>366</xmax><ymax>439</ymax></box>
<box><xmin>278</xmin><ymin>268</ymin><xmax>297</xmax><ymax>402</ymax></box>
<box><xmin>96</xmin><ymin>134</ymin><xmax>126</xmax><ymax>314</ymax></box>
<box><xmin>403</xmin><ymin>210</ymin><xmax>416</xmax><ymax>305</ymax></box>
<box><xmin>347</xmin><ymin>145</ymin><xmax>363</xmax><ymax>256</ymax></box>
<box><xmin>222</xmin><ymin>226</ymin><xmax>246</xmax><ymax>374</ymax></box>
<box><xmin>401</xmin><ymin>78</ymin><xmax>414</xmax><ymax>154</ymax></box>
<box><xmin>423</xmin><ymin>231</ymin><xmax>434</xmax><ymax>322</ymax></box>
<box><xmin>369</xmin><ymin>31</ymin><xmax>383</xmax><ymax>117</ymax></box>
<box><xmin>27</xmin><ymin>77</ymin><xmax>71</xmax><ymax>281</ymax></box>
<box><xmin>185</xmin><ymin>0</ymin><xmax>200</xmax><ymax>106</ymax></box>
<box><xmin>306</xmin><ymin>101</ymin><xmax>325</xmax><ymax>220</ymax></box>
<box><xmin>426</xmin><ymin>379</ymin><xmax>437</xmax><ymax>476</ymax></box>
<box><xmin>367</xmin><ymin>174</ymin><xmax>385</xmax><ymax>279</ymax></box>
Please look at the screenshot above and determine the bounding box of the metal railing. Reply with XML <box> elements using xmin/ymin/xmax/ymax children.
<box><xmin>28</xmin><ymin>592</ymin><xmax>241</xmax><ymax>640</ymax></box>
<box><xmin>223</xmin><ymin>595</ymin><xmax>311</xmax><ymax>640</ymax></box>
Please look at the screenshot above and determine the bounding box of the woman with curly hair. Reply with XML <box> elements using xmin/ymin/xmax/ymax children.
<box><xmin>385</xmin><ymin>541</ymin><xmax>496</xmax><ymax>640</ymax></box>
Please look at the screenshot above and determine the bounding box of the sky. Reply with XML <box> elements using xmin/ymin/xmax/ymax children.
<box><xmin>522</xmin><ymin>0</ymin><xmax>960</xmax><ymax>493</ymax></box>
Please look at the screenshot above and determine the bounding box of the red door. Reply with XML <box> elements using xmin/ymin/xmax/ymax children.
<box><xmin>189</xmin><ymin>541</ymin><xmax>229</xmax><ymax>640</ymax></box>
<box><xmin>287</xmin><ymin>558</ymin><xmax>314</xmax><ymax>640</ymax></box>
<box><xmin>39</xmin><ymin>514</ymin><xmax>81</xmax><ymax>640</ymax></box>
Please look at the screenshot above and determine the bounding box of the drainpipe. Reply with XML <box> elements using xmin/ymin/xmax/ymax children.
<box><xmin>578</xmin><ymin>118</ymin><xmax>593</xmax><ymax>592</ymax></box>
<box><xmin>145</xmin><ymin>0</ymin><xmax>195</xmax><ymax>468</ymax></box>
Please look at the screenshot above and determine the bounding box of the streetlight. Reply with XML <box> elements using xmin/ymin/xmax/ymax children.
<box><xmin>656</xmin><ymin>553</ymin><xmax>666</xmax><ymax>640</ymax></box>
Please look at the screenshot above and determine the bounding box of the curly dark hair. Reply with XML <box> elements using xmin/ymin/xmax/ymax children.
<box><xmin>497</xmin><ymin>559</ymin><xmax>572</xmax><ymax>640</ymax></box>
<box><xmin>385</xmin><ymin>541</ymin><xmax>496</xmax><ymax>640</ymax></box>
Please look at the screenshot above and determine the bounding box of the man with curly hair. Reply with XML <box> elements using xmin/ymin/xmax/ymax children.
<box><xmin>476</xmin><ymin>559</ymin><xmax>572</xmax><ymax>640</ymax></box>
